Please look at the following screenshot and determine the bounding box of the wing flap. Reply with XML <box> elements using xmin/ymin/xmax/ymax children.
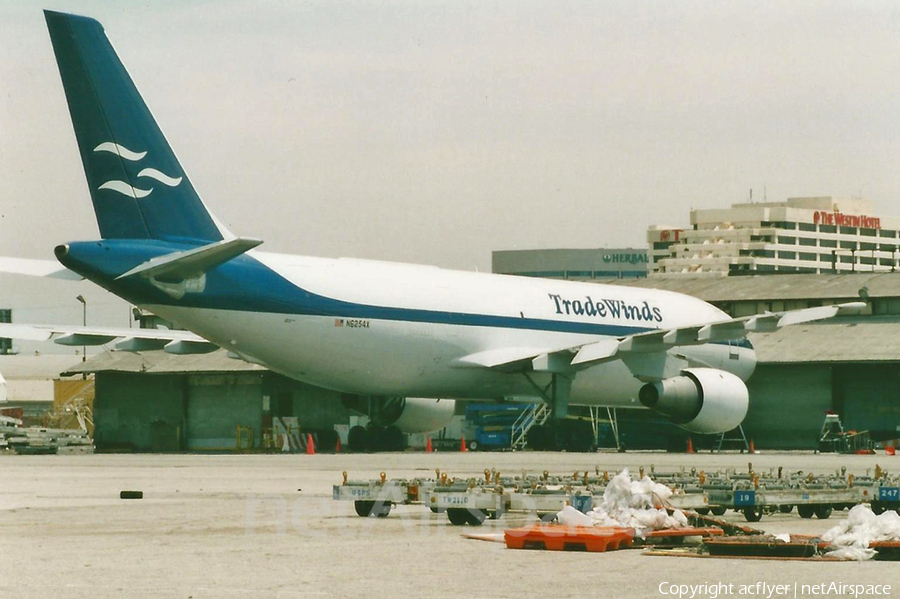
<box><xmin>0</xmin><ymin>323</ymin><xmax>213</xmax><ymax>353</ymax></box>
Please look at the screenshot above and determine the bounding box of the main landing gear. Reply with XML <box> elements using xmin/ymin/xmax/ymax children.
<box><xmin>522</xmin><ymin>370</ymin><xmax>596</xmax><ymax>452</ymax></box>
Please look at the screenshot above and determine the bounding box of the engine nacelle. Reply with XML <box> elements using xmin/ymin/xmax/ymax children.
<box><xmin>389</xmin><ymin>398</ymin><xmax>456</xmax><ymax>434</ymax></box>
<box><xmin>638</xmin><ymin>368</ymin><xmax>749</xmax><ymax>434</ymax></box>
<box><xmin>342</xmin><ymin>395</ymin><xmax>456</xmax><ymax>434</ymax></box>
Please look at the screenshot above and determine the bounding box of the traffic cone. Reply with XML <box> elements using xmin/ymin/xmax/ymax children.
<box><xmin>686</xmin><ymin>437</ymin><xmax>694</xmax><ymax>454</ymax></box>
<box><xmin>306</xmin><ymin>433</ymin><xmax>316</xmax><ymax>455</ymax></box>
<box><xmin>425</xmin><ymin>436</ymin><xmax>433</xmax><ymax>453</ymax></box>
<box><xmin>335</xmin><ymin>436</ymin><xmax>342</xmax><ymax>453</ymax></box>
<box><xmin>460</xmin><ymin>436</ymin><xmax>467</xmax><ymax>452</ymax></box>
<box><xmin>749</xmin><ymin>438</ymin><xmax>756</xmax><ymax>454</ymax></box>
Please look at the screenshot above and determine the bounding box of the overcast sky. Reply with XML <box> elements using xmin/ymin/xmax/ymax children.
<box><xmin>1</xmin><ymin>0</ymin><xmax>899</xmax><ymax>353</ymax></box>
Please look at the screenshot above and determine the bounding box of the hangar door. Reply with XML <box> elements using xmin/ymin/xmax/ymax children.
<box><xmin>835</xmin><ymin>365</ymin><xmax>900</xmax><ymax>439</ymax></box>
<box><xmin>744</xmin><ymin>364</ymin><xmax>832</xmax><ymax>449</ymax></box>
<box><xmin>186</xmin><ymin>374</ymin><xmax>263</xmax><ymax>450</ymax></box>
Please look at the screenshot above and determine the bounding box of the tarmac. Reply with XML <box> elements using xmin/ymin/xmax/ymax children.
<box><xmin>2</xmin><ymin>451</ymin><xmax>899</xmax><ymax>599</ymax></box>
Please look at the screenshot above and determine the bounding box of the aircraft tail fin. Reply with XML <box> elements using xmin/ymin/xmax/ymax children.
<box><xmin>44</xmin><ymin>10</ymin><xmax>228</xmax><ymax>242</ymax></box>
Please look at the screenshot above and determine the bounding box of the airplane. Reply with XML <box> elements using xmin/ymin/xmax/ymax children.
<box><xmin>0</xmin><ymin>11</ymin><xmax>864</xmax><ymax>451</ymax></box>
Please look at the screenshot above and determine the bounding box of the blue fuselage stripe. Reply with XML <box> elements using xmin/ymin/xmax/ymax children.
<box><xmin>57</xmin><ymin>239</ymin><xmax>752</xmax><ymax>349</ymax></box>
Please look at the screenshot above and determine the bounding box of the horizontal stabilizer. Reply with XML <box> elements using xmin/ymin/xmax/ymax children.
<box><xmin>116</xmin><ymin>237</ymin><xmax>263</xmax><ymax>280</ymax></box>
<box><xmin>0</xmin><ymin>257</ymin><xmax>82</xmax><ymax>280</ymax></box>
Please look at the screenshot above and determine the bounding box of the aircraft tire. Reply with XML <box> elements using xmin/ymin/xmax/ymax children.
<box><xmin>348</xmin><ymin>426</ymin><xmax>370</xmax><ymax>453</ymax></box>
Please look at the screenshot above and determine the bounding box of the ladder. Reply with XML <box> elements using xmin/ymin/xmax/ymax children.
<box><xmin>510</xmin><ymin>403</ymin><xmax>551</xmax><ymax>450</ymax></box>
<box><xmin>713</xmin><ymin>424</ymin><xmax>750</xmax><ymax>453</ymax></box>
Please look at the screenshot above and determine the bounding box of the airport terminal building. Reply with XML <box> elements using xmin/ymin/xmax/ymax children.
<box><xmin>649</xmin><ymin>196</ymin><xmax>900</xmax><ymax>277</ymax></box>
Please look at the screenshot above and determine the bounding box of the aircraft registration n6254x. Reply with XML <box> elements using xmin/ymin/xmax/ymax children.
<box><xmin>0</xmin><ymin>11</ymin><xmax>864</xmax><ymax>448</ymax></box>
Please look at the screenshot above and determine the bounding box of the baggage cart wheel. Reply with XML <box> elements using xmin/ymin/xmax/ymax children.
<box><xmin>355</xmin><ymin>501</ymin><xmax>374</xmax><ymax>517</ymax></box>
<box><xmin>695</xmin><ymin>508</ymin><xmax>710</xmax><ymax>515</ymax></box>
<box><xmin>430</xmin><ymin>506</ymin><xmax>446</xmax><ymax>514</ymax></box>
<box><xmin>710</xmin><ymin>506</ymin><xmax>727</xmax><ymax>516</ymax></box>
<box><xmin>797</xmin><ymin>505</ymin><xmax>815</xmax><ymax>519</ymax></box>
<box><xmin>814</xmin><ymin>505</ymin><xmax>833</xmax><ymax>519</ymax></box>
<box><xmin>779</xmin><ymin>505</ymin><xmax>794</xmax><ymax>514</ymax></box>
<box><xmin>355</xmin><ymin>500</ymin><xmax>391</xmax><ymax>517</ymax></box>
<box><xmin>465</xmin><ymin>508</ymin><xmax>487</xmax><ymax>526</ymax></box>
<box><xmin>742</xmin><ymin>506</ymin><xmax>763</xmax><ymax>522</ymax></box>
<box><xmin>447</xmin><ymin>509</ymin><xmax>469</xmax><ymax>526</ymax></box>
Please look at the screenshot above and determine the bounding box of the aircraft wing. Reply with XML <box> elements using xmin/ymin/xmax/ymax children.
<box><xmin>452</xmin><ymin>301</ymin><xmax>866</xmax><ymax>376</ymax></box>
<box><xmin>0</xmin><ymin>257</ymin><xmax>82</xmax><ymax>280</ymax></box>
<box><xmin>570</xmin><ymin>301</ymin><xmax>866</xmax><ymax>367</ymax></box>
<box><xmin>0</xmin><ymin>323</ymin><xmax>218</xmax><ymax>354</ymax></box>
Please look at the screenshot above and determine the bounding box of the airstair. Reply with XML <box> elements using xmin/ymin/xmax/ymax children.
<box><xmin>510</xmin><ymin>403</ymin><xmax>551</xmax><ymax>450</ymax></box>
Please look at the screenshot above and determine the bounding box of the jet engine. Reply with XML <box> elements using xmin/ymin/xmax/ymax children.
<box><xmin>342</xmin><ymin>396</ymin><xmax>456</xmax><ymax>434</ymax></box>
<box><xmin>638</xmin><ymin>368</ymin><xmax>748</xmax><ymax>434</ymax></box>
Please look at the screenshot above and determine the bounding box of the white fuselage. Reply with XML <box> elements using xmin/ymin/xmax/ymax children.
<box><xmin>142</xmin><ymin>251</ymin><xmax>756</xmax><ymax>409</ymax></box>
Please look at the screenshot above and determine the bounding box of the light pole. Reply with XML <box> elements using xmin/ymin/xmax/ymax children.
<box><xmin>76</xmin><ymin>295</ymin><xmax>86</xmax><ymax>362</ymax></box>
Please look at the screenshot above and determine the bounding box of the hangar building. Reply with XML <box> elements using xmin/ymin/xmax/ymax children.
<box><xmin>64</xmin><ymin>351</ymin><xmax>349</xmax><ymax>452</ymax></box>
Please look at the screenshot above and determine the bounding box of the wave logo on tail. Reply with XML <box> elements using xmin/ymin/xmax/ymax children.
<box><xmin>93</xmin><ymin>142</ymin><xmax>183</xmax><ymax>199</ymax></box>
